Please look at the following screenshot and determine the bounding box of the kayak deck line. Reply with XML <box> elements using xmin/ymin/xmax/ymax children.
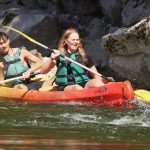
<box><xmin>0</xmin><ymin>81</ymin><xmax>134</xmax><ymax>107</ymax></box>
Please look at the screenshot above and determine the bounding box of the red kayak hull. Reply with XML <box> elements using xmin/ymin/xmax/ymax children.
<box><xmin>0</xmin><ymin>81</ymin><xmax>134</xmax><ymax>106</ymax></box>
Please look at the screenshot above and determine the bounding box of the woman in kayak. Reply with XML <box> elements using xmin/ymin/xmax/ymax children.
<box><xmin>0</xmin><ymin>32</ymin><xmax>43</xmax><ymax>90</ymax></box>
<box><xmin>41</xmin><ymin>28</ymin><xmax>106</xmax><ymax>91</ymax></box>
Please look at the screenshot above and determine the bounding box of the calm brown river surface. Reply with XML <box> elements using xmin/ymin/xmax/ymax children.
<box><xmin>0</xmin><ymin>99</ymin><xmax>150</xmax><ymax>149</ymax></box>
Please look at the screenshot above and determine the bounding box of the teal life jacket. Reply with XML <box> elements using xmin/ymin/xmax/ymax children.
<box><xmin>3</xmin><ymin>47</ymin><xmax>30</xmax><ymax>85</ymax></box>
<box><xmin>55</xmin><ymin>52</ymin><xmax>89</xmax><ymax>85</ymax></box>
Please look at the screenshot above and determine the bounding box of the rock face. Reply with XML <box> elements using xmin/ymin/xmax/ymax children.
<box><xmin>0</xmin><ymin>0</ymin><xmax>150</xmax><ymax>88</ymax></box>
<box><xmin>0</xmin><ymin>9</ymin><xmax>59</xmax><ymax>56</ymax></box>
<box><xmin>102</xmin><ymin>18</ymin><xmax>150</xmax><ymax>89</ymax></box>
<box><xmin>0</xmin><ymin>0</ymin><xmax>108</xmax><ymax>66</ymax></box>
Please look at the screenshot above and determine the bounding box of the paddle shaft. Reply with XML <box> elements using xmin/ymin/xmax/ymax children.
<box><xmin>3</xmin><ymin>26</ymin><xmax>113</xmax><ymax>82</ymax></box>
<box><xmin>0</xmin><ymin>72</ymin><xmax>41</xmax><ymax>84</ymax></box>
<box><xmin>0</xmin><ymin>76</ymin><xmax>25</xmax><ymax>84</ymax></box>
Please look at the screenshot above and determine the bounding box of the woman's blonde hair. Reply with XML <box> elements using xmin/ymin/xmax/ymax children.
<box><xmin>58</xmin><ymin>28</ymin><xmax>87</xmax><ymax>63</ymax></box>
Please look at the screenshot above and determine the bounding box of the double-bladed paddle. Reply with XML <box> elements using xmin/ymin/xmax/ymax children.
<box><xmin>2</xmin><ymin>26</ymin><xmax>114</xmax><ymax>82</ymax></box>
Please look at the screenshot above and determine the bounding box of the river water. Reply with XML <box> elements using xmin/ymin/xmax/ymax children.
<box><xmin>0</xmin><ymin>99</ymin><xmax>150</xmax><ymax>149</ymax></box>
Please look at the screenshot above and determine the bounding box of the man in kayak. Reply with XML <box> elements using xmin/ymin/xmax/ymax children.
<box><xmin>41</xmin><ymin>28</ymin><xmax>105</xmax><ymax>91</ymax></box>
<box><xmin>0</xmin><ymin>31</ymin><xmax>43</xmax><ymax>90</ymax></box>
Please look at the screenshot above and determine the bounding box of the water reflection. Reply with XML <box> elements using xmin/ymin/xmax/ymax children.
<box><xmin>0</xmin><ymin>134</ymin><xmax>150</xmax><ymax>150</ymax></box>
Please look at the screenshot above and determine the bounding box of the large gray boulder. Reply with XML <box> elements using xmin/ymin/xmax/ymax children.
<box><xmin>101</xmin><ymin>17</ymin><xmax>150</xmax><ymax>89</ymax></box>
